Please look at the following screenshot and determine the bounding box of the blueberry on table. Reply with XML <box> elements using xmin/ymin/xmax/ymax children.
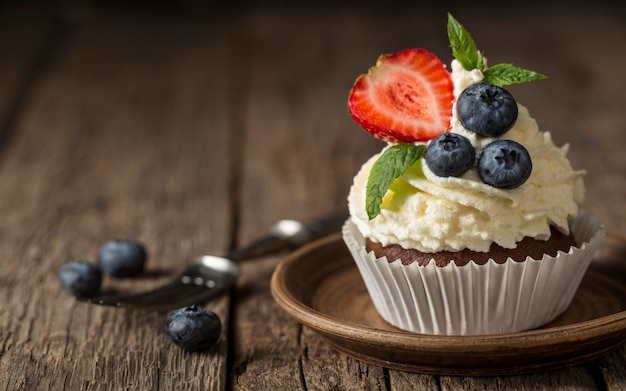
<box><xmin>97</xmin><ymin>240</ymin><xmax>147</xmax><ymax>278</ymax></box>
<box><xmin>165</xmin><ymin>305</ymin><xmax>222</xmax><ymax>351</ymax></box>
<box><xmin>456</xmin><ymin>82</ymin><xmax>518</xmax><ymax>137</ymax></box>
<box><xmin>425</xmin><ymin>132</ymin><xmax>475</xmax><ymax>177</ymax></box>
<box><xmin>478</xmin><ymin>140</ymin><xmax>532</xmax><ymax>189</ymax></box>
<box><xmin>59</xmin><ymin>261</ymin><xmax>102</xmax><ymax>297</ymax></box>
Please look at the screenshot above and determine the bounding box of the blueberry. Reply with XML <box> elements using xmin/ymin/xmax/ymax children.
<box><xmin>97</xmin><ymin>240</ymin><xmax>147</xmax><ymax>278</ymax></box>
<box><xmin>59</xmin><ymin>261</ymin><xmax>102</xmax><ymax>297</ymax></box>
<box><xmin>456</xmin><ymin>82</ymin><xmax>518</xmax><ymax>137</ymax></box>
<box><xmin>425</xmin><ymin>132</ymin><xmax>475</xmax><ymax>177</ymax></box>
<box><xmin>165</xmin><ymin>305</ymin><xmax>222</xmax><ymax>351</ymax></box>
<box><xmin>478</xmin><ymin>140</ymin><xmax>532</xmax><ymax>188</ymax></box>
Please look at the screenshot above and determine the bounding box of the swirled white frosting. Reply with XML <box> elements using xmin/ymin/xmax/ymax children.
<box><xmin>348</xmin><ymin>59</ymin><xmax>585</xmax><ymax>253</ymax></box>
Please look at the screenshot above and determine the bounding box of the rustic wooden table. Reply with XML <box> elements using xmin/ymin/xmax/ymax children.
<box><xmin>1</xmin><ymin>2</ymin><xmax>625</xmax><ymax>389</ymax></box>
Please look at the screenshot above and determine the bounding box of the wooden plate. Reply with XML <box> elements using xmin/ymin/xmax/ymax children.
<box><xmin>271</xmin><ymin>233</ymin><xmax>626</xmax><ymax>376</ymax></box>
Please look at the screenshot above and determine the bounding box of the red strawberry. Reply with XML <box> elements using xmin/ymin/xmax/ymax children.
<box><xmin>348</xmin><ymin>48</ymin><xmax>454</xmax><ymax>143</ymax></box>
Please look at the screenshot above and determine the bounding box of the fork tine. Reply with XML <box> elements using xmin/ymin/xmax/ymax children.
<box><xmin>80</xmin><ymin>279</ymin><xmax>221</xmax><ymax>309</ymax></box>
<box><xmin>130</xmin><ymin>289</ymin><xmax>225</xmax><ymax>310</ymax></box>
<box><xmin>78</xmin><ymin>256</ymin><xmax>238</xmax><ymax>309</ymax></box>
<box><xmin>120</xmin><ymin>281</ymin><xmax>223</xmax><ymax>307</ymax></box>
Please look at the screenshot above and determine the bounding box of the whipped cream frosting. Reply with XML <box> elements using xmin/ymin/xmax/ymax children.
<box><xmin>348</xmin><ymin>59</ymin><xmax>585</xmax><ymax>253</ymax></box>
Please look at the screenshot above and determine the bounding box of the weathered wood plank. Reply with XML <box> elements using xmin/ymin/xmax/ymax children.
<box><xmin>0</xmin><ymin>6</ymin><xmax>237</xmax><ymax>390</ymax></box>
<box><xmin>440</xmin><ymin>367</ymin><xmax>599</xmax><ymax>391</ymax></box>
<box><xmin>597</xmin><ymin>346</ymin><xmax>626</xmax><ymax>390</ymax></box>
<box><xmin>231</xmin><ymin>11</ymin><xmax>384</xmax><ymax>390</ymax></box>
<box><xmin>387</xmin><ymin>369</ymin><xmax>440</xmax><ymax>390</ymax></box>
<box><xmin>0</xmin><ymin>5</ymin><xmax>55</xmax><ymax>148</ymax></box>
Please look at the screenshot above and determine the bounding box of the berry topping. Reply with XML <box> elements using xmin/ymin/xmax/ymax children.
<box><xmin>456</xmin><ymin>83</ymin><xmax>518</xmax><ymax>137</ymax></box>
<box><xmin>165</xmin><ymin>305</ymin><xmax>222</xmax><ymax>351</ymax></box>
<box><xmin>478</xmin><ymin>140</ymin><xmax>532</xmax><ymax>188</ymax></box>
<box><xmin>97</xmin><ymin>240</ymin><xmax>147</xmax><ymax>278</ymax></box>
<box><xmin>348</xmin><ymin>48</ymin><xmax>454</xmax><ymax>143</ymax></box>
<box><xmin>425</xmin><ymin>132</ymin><xmax>475</xmax><ymax>177</ymax></box>
<box><xmin>59</xmin><ymin>261</ymin><xmax>102</xmax><ymax>297</ymax></box>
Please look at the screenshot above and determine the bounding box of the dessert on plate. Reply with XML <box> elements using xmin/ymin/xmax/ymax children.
<box><xmin>342</xmin><ymin>14</ymin><xmax>605</xmax><ymax>335</ymax></box>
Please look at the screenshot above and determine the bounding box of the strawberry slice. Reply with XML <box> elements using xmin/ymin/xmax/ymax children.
<box><xmin>348</xmin><ymin>48</ymin><xmax>454</xmax><ymax>143</ymax></box>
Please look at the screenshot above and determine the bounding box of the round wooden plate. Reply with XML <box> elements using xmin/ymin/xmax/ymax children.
<box><xmin>271</xmin><ymin>233</ymin><xmax>626</xmax><ymax>376</ymax></box>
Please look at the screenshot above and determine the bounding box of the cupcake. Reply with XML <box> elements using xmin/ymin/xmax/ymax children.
<box><xmin>342</xmin><ymin>14</ymin><xmax>605</xmax><ymax>335</ymax></box>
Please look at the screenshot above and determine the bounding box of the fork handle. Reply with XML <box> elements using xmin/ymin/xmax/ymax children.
<box><xmin>226</xmin><ymin>210</ymin><xmax>348</xmax><ymax>262</ymax></box>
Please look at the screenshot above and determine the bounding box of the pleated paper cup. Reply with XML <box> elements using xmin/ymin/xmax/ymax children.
<box><xmin>342</xmin><ymin>211</ymin><xmax>605</xmax><ymax>335</ymax></box>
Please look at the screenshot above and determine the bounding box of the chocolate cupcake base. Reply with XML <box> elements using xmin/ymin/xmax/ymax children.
<box><xmin>365</xmin><ymin>227</ymin><xmax>577</xmax><ymax>267</ymax></box>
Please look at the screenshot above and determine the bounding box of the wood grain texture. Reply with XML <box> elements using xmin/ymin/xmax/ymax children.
<box><xmin>0</xmin><ymin>2</ymin><xmax>625</xmax><ymax>390</ymax></box>
<box><xmin>0</xmin><ymin>5</ymin><xmax>235</xmax><ymax>390</ymax></box>
<box><xmin>230</xmin><ymin>12</ymin><xmax>384</xmax><ymax>390</ymax></box>
<box><xmin>0</xmin><ymin>6</ymin><xmax>54</xmax><ymax>134</ymax></box>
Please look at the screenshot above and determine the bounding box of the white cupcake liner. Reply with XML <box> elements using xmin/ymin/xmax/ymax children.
<box><xmin>342</xmin><ymin>211</ymin><xmax>605</xmax><ymax>335</ymax></box>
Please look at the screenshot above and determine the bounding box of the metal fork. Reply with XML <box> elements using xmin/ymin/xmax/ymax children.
<box><xmin>77</xmin><ymin>211</ymin><xmax>347</xmax><ymax>310</ymax></box>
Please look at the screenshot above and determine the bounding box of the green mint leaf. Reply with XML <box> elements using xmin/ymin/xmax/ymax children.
<box><xmin>447</xmin><ymin>14</ymin><xmax>547</xmax><ymax>85</ymax></box>
<box><xmin>447</xmin><ymin>13</ymin><xmax>484</xmax><ymax>71</ymax></box>
<box><xmin>483</xmin><ymin>63</ymin><xmax>548</xmax><ymax>86</ymax></box>
<box><xmin>365</xmin><ymin>144</ymin><xmax>426</xmax><ymax>220</ymax></box>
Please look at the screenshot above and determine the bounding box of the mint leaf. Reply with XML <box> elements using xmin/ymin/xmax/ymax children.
<box><xmin>447</xmin><ymin>13</ymin><xmax>484</xmax><ymax>71</ymax></box>
<box><xmin>365</xmin><ymin>144</ymin><xmax>426</xmax><ymax>220</ymax></box>
<box><xmin>447</xmin><ymin>14</ymin><xmax>547</xmax><ymax>84</ymax></box>
<box><xmin>483</xmin><ymin>63</ymin><xmax>548</xmax><ymax>86</ymax></box>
